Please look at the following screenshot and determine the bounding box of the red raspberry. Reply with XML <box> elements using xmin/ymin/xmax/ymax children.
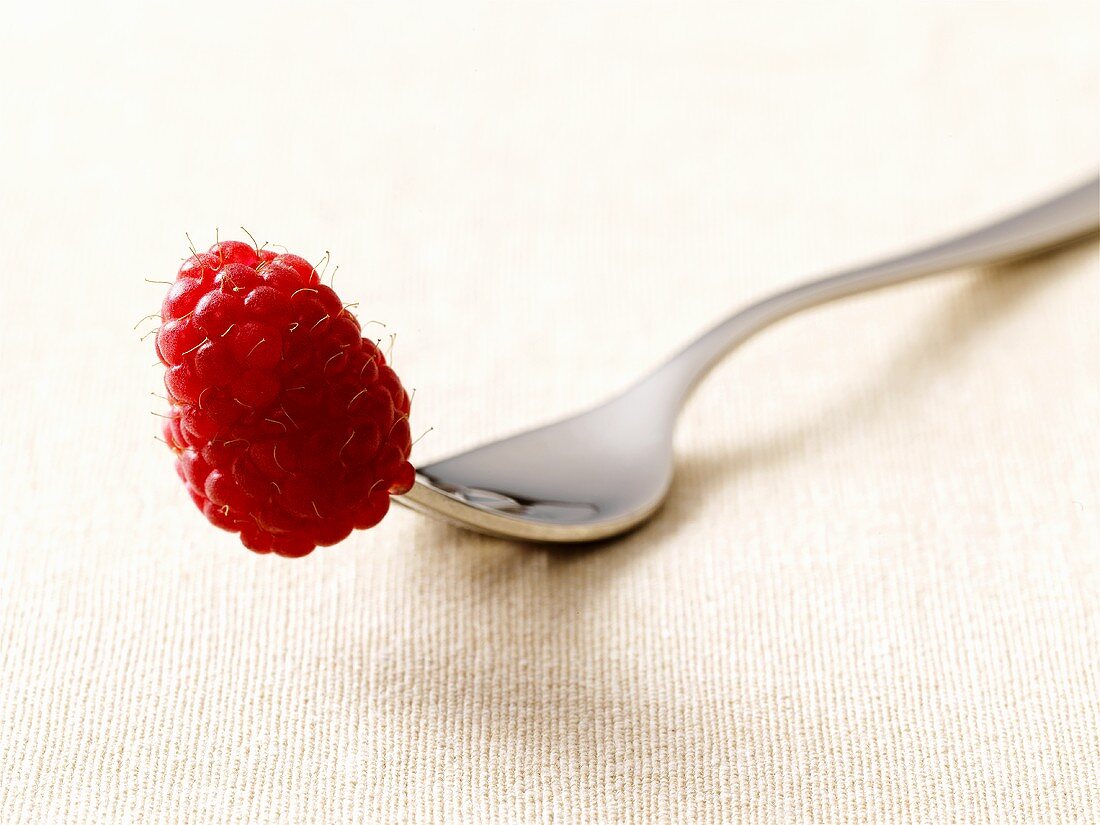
<box><xmin>155</xmin><ymin>240</ymin><xmax>415</xmax><ymax>557</ymax></box>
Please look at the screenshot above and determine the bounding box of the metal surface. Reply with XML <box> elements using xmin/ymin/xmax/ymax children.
<box><xmin>396</xmin><ymin>178</ymin><xmax>1100</xmax><ymax>542</ymax></box>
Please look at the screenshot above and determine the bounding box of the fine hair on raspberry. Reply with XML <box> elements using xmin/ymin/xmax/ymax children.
<box><xmin>154</xmin><ymin>239</ymin><xmax>416</xmax><ymax>557</ymax></box>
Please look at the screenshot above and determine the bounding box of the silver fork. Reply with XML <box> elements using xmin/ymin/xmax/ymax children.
<box><xmin>396</xmin><ymin>178</ymin><xmax>1099</xmax><ymax>542</ymax></box>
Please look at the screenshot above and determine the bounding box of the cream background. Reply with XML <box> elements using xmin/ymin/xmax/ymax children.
<box><xmin>1</xmin><ymin>2</ymin><xmax>1098</xmax><ymax>822</ymax></box>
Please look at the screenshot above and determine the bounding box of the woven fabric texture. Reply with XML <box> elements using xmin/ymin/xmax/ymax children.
<box><xmin>1</xmin><ymin>3</ymin><xmax>1097</xmax><ymax>822</ymax></box>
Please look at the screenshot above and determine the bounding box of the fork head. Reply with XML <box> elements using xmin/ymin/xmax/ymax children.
<box><xmin>395</xmin><ymin>391</ymin><xmax>676</xmax><ymax>542</ymax></box>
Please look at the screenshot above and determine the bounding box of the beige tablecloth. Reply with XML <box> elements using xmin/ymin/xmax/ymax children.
<box><xmin>1</xmin><ymin>3</ymin><xmax>1097</xmax><ymax>822</ymax></box>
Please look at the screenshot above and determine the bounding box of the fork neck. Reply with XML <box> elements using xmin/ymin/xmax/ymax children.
<box><xmin>623</xmin><ymin>177</ymin><xmax>1099</xmax><ymax>422</ymax></box>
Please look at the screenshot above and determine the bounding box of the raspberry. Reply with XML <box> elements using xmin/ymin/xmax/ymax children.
<box><xmin>154</xmin><ymin>240</ymin><xmax>415</xmax><ymax>557</ymax></box>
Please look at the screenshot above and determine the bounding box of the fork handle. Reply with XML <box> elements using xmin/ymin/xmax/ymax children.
<box><xmin>636</xmin><ymin>176</ymin><xmax>1099</xmax><ymax>412</ymax></box>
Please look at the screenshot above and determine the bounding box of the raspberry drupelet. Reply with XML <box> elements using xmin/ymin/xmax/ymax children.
<box><xmin>155</xmin><ymin>240</ymin><xmax>415</xmax><ymax>557</ymax></box>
